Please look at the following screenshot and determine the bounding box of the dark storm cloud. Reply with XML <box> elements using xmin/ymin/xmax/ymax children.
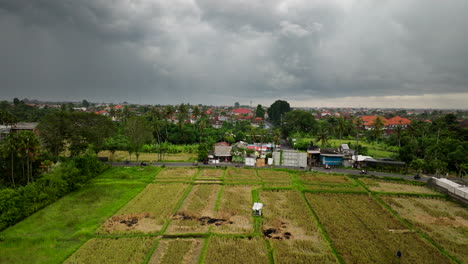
<box><xmin>0</xmin><ymin>0</ymin><xmax>467</xmax><ymax>106</ymax></box>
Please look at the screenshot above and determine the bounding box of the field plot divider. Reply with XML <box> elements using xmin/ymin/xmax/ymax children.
<box><xmin>160</xmin><ymin>184</ymin><xmax>195</xmax><ymax>234</ymax></box>
<box><xmin>256</xmin><ymin>169</ymin><xmax>265</xmax><ymax>188</ymax></box>
<box><xmin>373</xmin><ymin>192</ymin><xmax>446</xmax><ymax>198</ymax></box>
<box><xmin>213</xmin><ymin>185</ymin><xmax>224</xmax><ymax>212</ymax></box>
<box><xmin>352</xmin><ymin>174</ymin><xmax>460</xmax><ymax>263</ymax></box>
<box><xmin>142</xmin><ymin>237</ymin><xmax>162</xmax><ymax>264</ymax></box>
<box><xmin>251</xmin><ymin>188</ymin><xmax>263</xmax><ymax>235</ymax></box>
<box><xmin>197</xmin><ymin>235</ymin><xmax>211</xmax><ymax>264</ymax></box>
<box><xmin>92</xmin><ymin>174</ymin><xmax>158</xmax><ymax>238</ymax></box>
<box><xmin>263</xmin><ymin>238</ymin><xmax>275</xmax><ymax>264</ymax></box>
<box><xmin>64</xmin><ymin>170</ymin><xmax>162</xmax><ymax>262</ymax></box>
<box><xmin>153</xmin><ymin>167</ymin><xmax>166</xmax><ymax>181</ymax></box>
<box><xmin>193</xmin><ymin>167</ymin><xmax>202</xmax><ymax>181</ymax></box>
<box><xmin>371</xmin><ymin>193</ymin><xmax>462</xmax><ymax>264</ymax></box>
<box><xmin>300</xmin><ymin>191</ymin><xmax>344</xmax><ymax>264</ymax></box>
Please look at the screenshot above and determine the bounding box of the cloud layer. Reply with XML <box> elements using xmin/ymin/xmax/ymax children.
<box><xmin>0</xmin><ymin>0</ymin><xmax>467</xmax><ymax>108</ymax></box>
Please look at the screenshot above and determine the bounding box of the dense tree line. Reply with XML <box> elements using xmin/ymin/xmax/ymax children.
<box><xmin>0</xmin><ymin>150</ymin><xmax>107</xmax><ymax>230</ymax></box>
<box><xmin>389</xmin><ymin>114</ymin><xmax>468</xmax><ymax>176</ymax></box>
<box><xmin>280</xmin><ymin>109</ymin><xmax>467</xmax><ymax>176</ymax></box>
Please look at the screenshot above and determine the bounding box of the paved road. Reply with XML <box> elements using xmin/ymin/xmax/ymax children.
<box><xmin>108</xmin><ymin>161</ymin><xmax>427</xmax><ymax>182</ymax></box>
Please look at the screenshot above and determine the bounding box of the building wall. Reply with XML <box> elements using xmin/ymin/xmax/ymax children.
<box><xmin>320</xmin><ymin>156</ymin><xmax>343</xmax><ymax>166</ymax></box>
<box><xmin>273</xmin><ymin>151</ymin><xmax>307</xmax><ymax>167</ymax></box>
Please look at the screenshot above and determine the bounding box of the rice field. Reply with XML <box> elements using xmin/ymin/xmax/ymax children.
<box><xmin>166</xmin><ymin>184</ymin><xmax>221</xmax><ymax>234</ymax></box>
<box><xmin>203</xmin><ymin>237</ymin><xmax>269</xmax><ymax>264</ymax></box>
<box><xmin>98</xmin><ymin>183</ymin><xmax>188</xmax><ymax>234</ymax></box>
<box><xmin>298</xmin><ymin>172</ymin><xmax>352</xmax><ymax>184</ymax></box>
<box><xmin>260</xmin><ymin>190</ymin><xmax>336</xmax><ymax>262</ymax></box>
<box><xmin>212</xmin><ymin>185</ymin><xmax>255</xmax><ymax>234</ymax></box>
<box><xmin>98</xmin><ymin>150</ymin><xmax>197</xmax><ymax>162</ymax></box>
<box><xmin>257</xmin><ymin>170</ymin><xmax>291</xmax><ymax>183</ymax></box>
<box><xmin>197</xmin><ymin>169</ymin><xmax>224</xmax><ymax>179</ymax></box>
<box><xmin>155</xmin><ymin>168</ymin><xmax>197</xmax><ymax>182</ymax></box>
<box><xmin>149</xmin><ymin>238</ymin><xmax>204</xmax><ymax>264</ymax></box>
<box><xmin>299</xmin><ymin>172</ymin><xmax>364</xmax><ymax>192</ymax></box>
<box><xmin>64</xmin><ymin>237</ymin><xmax>157</xmax><ymax>264</ymax></box>
<box><xmin>383</xmin><ymin>196</ymin><xmax>468</xmax><ymax>262</ymax></box>
<box><xmin>360</xmin><ymin>178</ymin><xmax>438</xmax><ymax>194</ymax></box>
<box><xmin>224</xmin><ymin>167</ymin><xmax>260</xmax><ymax>183</ymax></box>
<box><xmin>2</xmin><ymin>166</ymin><xmax>465</xmax><ymax>264</ymax></box>
<box><xmin>306</xmin><ymin>193</ymin><xmax>453</xmax><ymax>264</ymax></box>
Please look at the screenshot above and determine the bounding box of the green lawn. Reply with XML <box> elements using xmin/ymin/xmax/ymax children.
<box><xmin>0</xmin><ymin>167</ymin><xmax>159</xmax><ymax>264</ymax></box>
<box><xmin>327</xmin><ymin>139</ymin><xmax>396</xmax><ymax>158</ymax></box>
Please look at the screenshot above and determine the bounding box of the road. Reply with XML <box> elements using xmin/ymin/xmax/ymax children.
<box><xmin>107</xmin><ymin>161</ymin><xmax>428</xmax><ymax>182</ymax></box>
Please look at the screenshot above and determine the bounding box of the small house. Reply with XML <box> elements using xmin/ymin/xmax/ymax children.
<box><xmin>252</xmin><ymin>202</ymin><xmax>263</xmax><ymax>216</ymax></box>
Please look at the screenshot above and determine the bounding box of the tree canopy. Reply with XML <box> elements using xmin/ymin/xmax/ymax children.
<box><xmin>267</xmin><ymin>100</ymin><xmax>291</xmax><ymax>126</ymax></box>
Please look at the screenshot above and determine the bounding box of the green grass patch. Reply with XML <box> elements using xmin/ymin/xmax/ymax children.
<box><xmin>0</xmin><ymin>167</ymin><xmax>153</xmax><ymax>264</ymax></box>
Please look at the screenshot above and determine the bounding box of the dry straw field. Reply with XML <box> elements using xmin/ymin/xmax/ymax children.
<box><xmin>1</xmin><ymin>166</ymin><xmax>465</xmax><ymax>264</ymax></box>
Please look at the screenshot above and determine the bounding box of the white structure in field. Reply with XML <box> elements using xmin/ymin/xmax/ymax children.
<box><xmin>252</xmin><ymin>202</ymin><xmax>263</xmax><ymax>216</ymax></box>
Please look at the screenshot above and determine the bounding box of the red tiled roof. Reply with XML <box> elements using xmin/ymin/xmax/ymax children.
<box><xmin>361</xmin><ymin>116</ymin><xmax>388</xmax><ymax>126</ymax></box>
<box><xmin>387</xmin><ymin>116</ymin><xmax>411</xmax><ymax>126</ymax></box>
<box><xmin>215</xmin><ymin>142</ymin><xmax>230</xmax><ymax>146</ymax></box>
<box><xmin>232</xmin><ymin>108</ymin><xmax>252</xmax><ymax>114</ymax></box>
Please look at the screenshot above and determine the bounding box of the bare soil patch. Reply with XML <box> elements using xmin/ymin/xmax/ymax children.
<box><xmin>101</xmin><ymin>213</ymin><xmax>162</xmax><ymax>234</ymax></box>
<box><xmin>172</xmin><ymin>212</ymin><xmax>234</xmax><ymax>227</ymax></box>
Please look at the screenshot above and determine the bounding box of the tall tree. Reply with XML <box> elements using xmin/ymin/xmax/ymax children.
<box><xmin>281</xmin><ymin>110</ymin><xmax>316</xmax><ymax>137</ymax></box>
<box><xmin>255</xmin><ymin>104</ymin><xmax>265</xmax><ymax>118</ymax></box>
<box><xmin>354</xmin><ymin>117</ymin><xmax>363</xmax><ymax>155</ymax></box>
<box><xmin>336</xmin><ymin>117</ymin><xmax>346</xmax><ymax>141</ymax></box>
<box><xmin>316</xmin><ymin>124</ymin><xmax>330</xmax><ymax>147</ymax></box>
<box><xmin>125</xmin><ymin>116</ymin><xmax>152</xmax><ymax>162</ymax></box>
<box><xmin>372</xmin><ymin>116</ymin><xmax>385</xmax><ymax>142</ymax></box>
<box><xmin>267</xmin><ymin>100</ymin><xmax>291</xmax><ymax>126</ymax></box>
<box><xmin>37</xmin><ymin>111</ymin><xmax>70</xmax><ymax>157</ymax></box>
<box><xmin>82</xmin><ymin>100</ymin><xmax>90</xmax><ymax>108</ymax></box>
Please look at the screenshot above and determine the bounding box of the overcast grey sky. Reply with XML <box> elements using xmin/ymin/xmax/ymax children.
<box><xmin>0</xmin><ymin>0</ymin><xmax>467</xmax><ymax>108</ymax></box>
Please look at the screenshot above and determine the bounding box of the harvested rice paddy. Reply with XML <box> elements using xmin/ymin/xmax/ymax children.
<box><xmin>2</xmin><ymin>166</ymin><xmax>465</xmax><ymax>264</ymax></box>
<box><xmin>383</xmin><ymin>196</ymin><xmax>468</xmax><ymax>262</ymax></box>
<box><xmin>360</xmin><ymin>177</ymin><xmax>438</xmax><ymax>194</ymax></box>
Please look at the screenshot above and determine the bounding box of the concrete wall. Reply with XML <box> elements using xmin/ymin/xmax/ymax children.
<box><xmin>273</xmin><ymin>150</ymin><xmax>307</xmax><ymax>168</ymax></box>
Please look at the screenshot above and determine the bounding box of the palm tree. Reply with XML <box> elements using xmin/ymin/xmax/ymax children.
<box><xmin>316</xmin><ymin>125</ymin><xmax>329</xmax><ymax>147</ymax></box>
<box><xmin>355</xmin><ymin>117</ymin><xmax>363</xmax><ymax>155</ymax></box>
<box><xmin>3</xmin><ymin>134</ymin><xmax>18</xmax><ymax>186</ymax></box>
<box><xmin>372</xmin><ymin>116</ymin><xmax>385</xmax><ymax>142</ymax></box>
<box><xmin>336</xmin><ymin>117</ymin><xmax>346</xmax><ymax>141</ymax></box>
